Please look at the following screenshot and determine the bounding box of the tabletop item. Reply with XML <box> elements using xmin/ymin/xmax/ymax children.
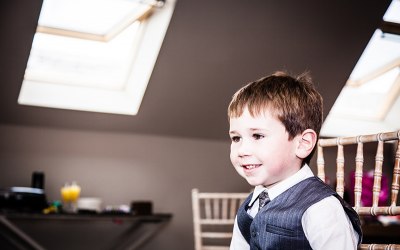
<box><xmin>77</xmin><ymin>197</ymin><xmax>102</xmax><ymax>213</ymax></box>
<box><xmin>131</xmin><ymin>201</ymin><xmax>152</xmax><ymax>215</ymax></box>
<box><xmin>31</xmin><ymin>171</ymin><xmax>45</xmax><ymax>190</ymax></box>
<box><xmin>0</xmin><ymin>187</ymin><xmax>48</xmax><ymax>213</ymax></box>
<box><xmin>60</xmin><ymin>182</ymin><xmax>81</xmax><ymax>213</ymax></box>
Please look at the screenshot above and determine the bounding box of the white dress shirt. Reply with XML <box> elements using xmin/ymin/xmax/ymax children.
<box><xmin>230</xmin><ymin>165</ymin><xmax>359</xmax><ymax>250</ymax></box>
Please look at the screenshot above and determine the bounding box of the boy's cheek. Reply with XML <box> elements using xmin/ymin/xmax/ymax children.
<box><xmin>229</xmin><ymin>156</ymin><xmax>235</xmax><ymax>166</ymax></box>
<box><xmin>229</xmin><ymin>148</ymin><xmax>234</xmax><ymax>158</ymax></box>
<box><xmin>229</xmin><ymin>151</ymin><xmax>237</xmax><ymax>165</ymax></box>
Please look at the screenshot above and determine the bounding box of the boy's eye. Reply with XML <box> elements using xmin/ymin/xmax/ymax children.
<box><xmin>231</xmin><ymin>136</ymin><xmax>241</xmax><ymax>142</ymax></box>
<box><xmin>253</xmin><ymin>134</ymin><xmax>264</xmax><ymax>140</ymax></box>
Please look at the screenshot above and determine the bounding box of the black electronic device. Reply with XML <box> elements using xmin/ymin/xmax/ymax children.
<box><xmin>0</xmin><ymin>187</ymin><xmax>48</xmax><ymax>213</ymax></box>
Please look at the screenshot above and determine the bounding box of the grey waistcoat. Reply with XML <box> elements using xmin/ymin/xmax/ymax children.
<box><xmin>237</xmin><ymin>177</ymin><xmax>362</xmax><ymax>250</ymax></box>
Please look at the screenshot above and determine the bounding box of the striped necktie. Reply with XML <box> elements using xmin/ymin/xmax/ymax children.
<box><xmin>258</xmin><ymin>191</ymin><xmax>270</xmax><ymax>210</ymax></box>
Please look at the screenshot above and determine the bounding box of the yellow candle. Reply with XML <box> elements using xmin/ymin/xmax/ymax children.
<box><xmin>69</xmin><ymin>183</ymin><xmax>81</xmax><ymax>202</ymax></box>
<box><xmin>61</xmin><ymin>185</ymin><xmax>72</xmax><ymax>202</ymax></box>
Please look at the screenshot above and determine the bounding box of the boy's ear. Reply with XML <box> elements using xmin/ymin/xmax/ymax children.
<box><xmin>295</xmin><ymin>129</ymin><xmax>317</xmax><ymax>159</ymax></box>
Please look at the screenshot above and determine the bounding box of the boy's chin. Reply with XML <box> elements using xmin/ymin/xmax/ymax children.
<box><xmin>244</xmin><ymin>177</ymin><xmax>264</xmax><ymax>187</ymax></box>
<box><xmin>236</xmin><ymin>169</ymin><xmax>266</xmax><ymax>186</ymax></box>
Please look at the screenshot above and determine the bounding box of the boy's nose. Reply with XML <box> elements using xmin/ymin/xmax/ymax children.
<box><xmin>237</xmin><ymin>140</ymin><xmax>252</xmax><ymax>156</ymax></box>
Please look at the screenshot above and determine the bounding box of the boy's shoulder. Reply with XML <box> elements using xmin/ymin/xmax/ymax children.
<box><xmin>274</xmin><ymin>177</ymin><xmax>335</xmax><ymax>206</ymax></box>
<box><xmin>292</xmin><ymin>176</ymin><xmax>334</xmax><ymax>195</ymax></box>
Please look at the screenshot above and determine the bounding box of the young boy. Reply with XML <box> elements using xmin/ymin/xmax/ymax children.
<box><xmin>228</xmin><ymin>71</ymin><xmax>362</xmax><ymax>250</ymax></box>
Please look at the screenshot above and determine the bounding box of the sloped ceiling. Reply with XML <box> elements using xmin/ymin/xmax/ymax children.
<box><xmin>0</xmin><ymin>0</ymin><xmax>391</xmax><ymax>141</ymax></box>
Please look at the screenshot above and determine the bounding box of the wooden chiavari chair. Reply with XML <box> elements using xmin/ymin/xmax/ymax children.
<box><xmin>191</xmin><ymin>189</ymin><xmax>249</xmax><ymax>250</ymax></box>
<box><xmin>317</xmin><ymin>131</ymin><xmax>400</xmax><ymax>250</ymax></box>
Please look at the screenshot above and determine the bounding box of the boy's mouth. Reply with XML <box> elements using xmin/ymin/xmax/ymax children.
<box><xmin>242</xmin><ymin>164</ymin><xmax>261</xmax><ymax>170</ymax></box>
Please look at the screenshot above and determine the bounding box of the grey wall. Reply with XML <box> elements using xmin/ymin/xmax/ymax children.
<box><xmin>0</xmin><ymin>123</ymin><xmax>396</xmax><ymax>249</ymax></box>
<box><xmin>0</xmin><ymin>124</ymin><xmax>249</xmax><ymax>249</ymax></box>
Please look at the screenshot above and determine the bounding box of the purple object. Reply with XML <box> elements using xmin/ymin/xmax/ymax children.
<box><xmin>349</xmin><ymin>170</ymin><xmax>389</xmax><ymax>206</ymax></box>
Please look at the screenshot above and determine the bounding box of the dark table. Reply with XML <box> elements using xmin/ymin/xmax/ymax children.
<box><xmin>0</xmin><ymin>212</ymin><xmax>172</xmax><ymax>250</ymax></box>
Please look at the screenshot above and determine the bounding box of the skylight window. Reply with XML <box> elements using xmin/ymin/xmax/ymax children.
<box><xmin>384</xmin><ymin>0</ymin><xmax>400</xmax><ymax>23</ymax></box>
<box><xmin>321</xmin><ymin>0</ymin><xmax>400</xmax><ymax>138</ymax></box>
<box><xmin>18</xmin><ymin>0</ymin><xmax>175</xmax><ymax>115</ymax></box>
<box><xmin>37</xmin><ymin>0</ymin><xmax>153</xmax><ymax>41</ymax></box>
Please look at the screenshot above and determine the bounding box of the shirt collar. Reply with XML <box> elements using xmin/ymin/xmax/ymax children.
<box><xmin>248</xmin><ymin>164</ymin><xmax>314</xmax><ymax>207</ymax></box>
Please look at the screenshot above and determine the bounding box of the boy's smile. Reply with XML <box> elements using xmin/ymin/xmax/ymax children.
<box><xmin>242</xmin><ymin>164</ymin><xmax>261</xmax><ymax>170</ymax></box>
<box><xmin>229</xmin><ymin>107</ymin><xmax>302</xmax><ymax>187</ymax></box>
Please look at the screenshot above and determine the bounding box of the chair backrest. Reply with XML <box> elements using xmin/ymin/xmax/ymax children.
<box><xmin>317</xmin><ymin>131</ymin><xmax>400</xmax><ymax>250</ymax></box>
<box><xmin>191</xmin><ymin>188</ymin><xmax>249</xmax><ymax>250</ymax></box>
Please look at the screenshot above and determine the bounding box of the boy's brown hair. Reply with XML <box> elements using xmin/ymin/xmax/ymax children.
<box><xmin>228</xmin><ymin>71</ymin><xmax>323</xmax><ymax>164</ymax></box>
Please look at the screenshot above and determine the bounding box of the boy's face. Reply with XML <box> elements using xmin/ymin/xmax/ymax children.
<box><xmin>229</xmin><ymin>107</ymin><xmax>302</xmax><ymax>187</ymax></box>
